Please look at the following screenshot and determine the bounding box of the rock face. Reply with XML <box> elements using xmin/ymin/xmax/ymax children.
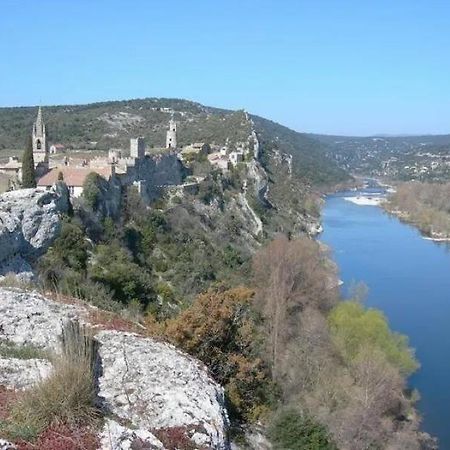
<box><xmin>0</xmin><ymin>186</ymin><xmax>69</xmax><ymax>278</ymax></box>
<box><xmin>0</xmin><ymin>288</ymin><xmax>229</xmax><ymax>449</ymax></box>
<box><xmin>96</xmin><ymin>330</ymin><xmax>228</xmax><ymax>449</ymax></box>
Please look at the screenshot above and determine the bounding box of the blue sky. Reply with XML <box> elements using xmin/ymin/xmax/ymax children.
<box><xmin>0</xmin><ymin>0</ymin><xmax>449</xmax><ymax>135</ymax></box>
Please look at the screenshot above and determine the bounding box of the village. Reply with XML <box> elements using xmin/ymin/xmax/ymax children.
<box><xmin>0</xmin><ymin>107</ymin><xmax>252</xmax><ymax>198</ymax></box>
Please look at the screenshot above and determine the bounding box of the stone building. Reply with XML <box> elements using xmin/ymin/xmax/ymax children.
<box><xmin>130</xmin><ymin>137</ymin><xmax>145</xmax><ymax>159</ymax></box>
<box><xmin>166</xmin><ymin>119</ymin><xmax>177</xmax><ymax>149</ymax></box>
<box><xmin>32</xmin><ymin>107</ymin><xmax>48</xmax><ymax>165</ymax></box>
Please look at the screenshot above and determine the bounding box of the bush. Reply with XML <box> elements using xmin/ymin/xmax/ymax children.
<box><xmin>269</xmin><ymin>409</ymin><xmax>336</xmax><ymax>450</ymax></box>
<box><xmin>164</xmin><ymin>287</ymin><xmax>275</xmax><ymax>421</ymax></box>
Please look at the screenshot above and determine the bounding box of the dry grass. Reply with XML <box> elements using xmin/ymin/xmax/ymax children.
<box><xmin>0</xmin><ymin>321</ymin><xmax>100</xmax><ymax>442</ymax></box>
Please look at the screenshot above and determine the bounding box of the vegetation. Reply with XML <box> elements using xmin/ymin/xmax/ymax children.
<box><xmin>21</xmin><ymin>135</ymin><xmax>35</xmax><ymax>188</ymax></box>
<box><xmin>329</xmin><ymin>300</ymin><xmax>418</xmax><ymax>376</ymax></box>
<box><xmin>0</xmin><ymin>340</ymin><xmax>48</xmax><ymax>360</ymax></box>
<box><xmin>385</xmin><ymin>181</ymin><xmax>450</xmax><ymax>238</ymax></box>
<box><xmin>269</xmin><ymin>409</ymin><xmax>336</xmax><ymax>450</ymax></box>
<box><xmin>251</xmin><ymin>235</ymin><xmax>420</xmax><ymax>450</ymax></box>
<box><xmin>0</xmin><ymin>322</ymin><xmax>99</xmax><ymax>443</ymax></box>
<box><xmin>164</xmin><ymin>287</ymin><xmax>275</xmax><ymax>422</ymax></box>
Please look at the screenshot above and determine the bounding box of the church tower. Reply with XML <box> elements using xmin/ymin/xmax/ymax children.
<box><xmin>166</xmin><ymin>119</ymin><xmax>177</xmax><ymax>149</ymax></box>
<box><xmin>32</xmin><ymin>107</ymin><xmax>48</xmax><ymax>164</ymax></box>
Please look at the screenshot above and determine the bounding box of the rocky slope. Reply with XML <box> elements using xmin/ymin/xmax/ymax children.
<box><xmin>0</xmin><ymin>288</ymin><xmax>229</xmax><ymax>449</ymax></box>
<box><xmin>0</xmin><ymin>186</ymin><xmax>70</xmax><ymax>280</ymax></box>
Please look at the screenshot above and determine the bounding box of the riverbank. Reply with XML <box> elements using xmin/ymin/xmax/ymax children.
<box><xmin>382</xmin><ymin>182</ymin><xmax>450</xmax><ymax>242</ymax></box>
<box><xmin>321</xmin><ymin>189</ymin><xmax>448</xmax><ymax>448</ymax></box>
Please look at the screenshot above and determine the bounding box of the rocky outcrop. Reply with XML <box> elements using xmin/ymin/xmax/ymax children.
<box><xmin>0</xmin><ymin>288</ymin><xmax>229</xmax><ymax>449</ymax></box>
<box><xmin>0</xmin><ymin>358</ymin><xmax>52</xmax><ymax>390</ymax></box>
<box><xmin>0</xmin><ymin>186</ymin><xmax>69</xmax><ymax>279</ymax></box>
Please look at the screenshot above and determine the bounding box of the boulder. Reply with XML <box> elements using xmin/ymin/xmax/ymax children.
<box><xmin>0</xmin><ymin>186</ymin><xmax>69</xmax><ymax>278</ymax></box>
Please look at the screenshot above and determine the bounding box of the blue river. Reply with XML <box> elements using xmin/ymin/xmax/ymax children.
<box><xmin>320</xmin><ymin>186</ymin><xmax>450</xmax><ymax>449</ymax></box>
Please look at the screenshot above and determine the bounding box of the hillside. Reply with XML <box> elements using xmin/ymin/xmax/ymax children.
<box><xmin>0</xmin><ymin>98</ymin><xmax>348</xmax><ymax>187</ymax></box>
<box><xmin>312</xmin><ymin>133</ymin><xmax>450</xmax><ymax>180</ymax></box>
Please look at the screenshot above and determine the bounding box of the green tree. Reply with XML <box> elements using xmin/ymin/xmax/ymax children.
<box><xmin>269</xmin><ymin>409</ymin><xmax>336</xmax><ymax>450</ymax></box>
<box><xmin>82</xmin><ymin>172</ymin><xmax>103</xmax><ymax>210</ymax></box>
<box><xmin>328</xmin><ymin>301</ymin><xmax>419</xmax><ymax>376</ymax></box>
<box><xmin>21</xmin><ymin>135</ymin><xmax>36</xmax><ymax>188</ymax></box>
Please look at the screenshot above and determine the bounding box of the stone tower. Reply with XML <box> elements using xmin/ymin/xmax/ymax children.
<box><xmin>32</xmin><ymin>107</ymin><xmax>48</xmax><ymax>164</ymax></box>
<box><xmin>130</xmin><ymin>137</ymin><xmax>145</xmax><ymax>159</ymax></box>
<box><xmin>166</xmin><ymin>119</ymin><xmax>177</xmax><ymax>149</ymax></box>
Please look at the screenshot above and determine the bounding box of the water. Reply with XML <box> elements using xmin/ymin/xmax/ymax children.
<box><xmin>320</xmin><ymin>186</ymin><xmax>450</xmax><ymax>449</ymax></box>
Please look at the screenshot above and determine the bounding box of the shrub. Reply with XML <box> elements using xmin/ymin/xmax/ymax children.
<box><xmin>269</xmin><ymin>409</ymin><xmax>337</xmax><ymax>450</ymax></box>
<box><xmin>2</xmin><ymin>321</ymin><xmax>99</xmax><ymax>442</ymax></box>
<box><xmin>164</xmin><ymin>287</ymin><xmax>275</xmax><ymax>421</ymax></box>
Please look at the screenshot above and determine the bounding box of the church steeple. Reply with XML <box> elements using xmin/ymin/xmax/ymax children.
<box><xmin>32</xmin><ymin>106</ymin><xmax>48</xmax><ymax>164</ymax></box>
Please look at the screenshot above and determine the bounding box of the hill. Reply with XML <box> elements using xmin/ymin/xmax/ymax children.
<box><xmin>0</xmin><ymin>98</ymin><xmax>348</xmax><ymax>187</ymax></box>
<box><xmin>311</xmin><ymin>133</ymin><xmax>450</xmax><ymax>180</ymax></box>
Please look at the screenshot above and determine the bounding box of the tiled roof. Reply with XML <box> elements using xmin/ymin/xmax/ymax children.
<box><xmin>37</xmin><ymin>166</ymin><xmax>112</xmax><ymax>187</ymax></box>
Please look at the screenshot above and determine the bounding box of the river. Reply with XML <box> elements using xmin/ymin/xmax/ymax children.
<box><xmin>320</xmin><ymin>185</ymin><xmax>450</xmax><ymax>449</ymax></box>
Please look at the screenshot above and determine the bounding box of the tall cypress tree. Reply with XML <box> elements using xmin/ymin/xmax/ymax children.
<box><xmin>22</xmin><ymin>135</ymin><xmax>36</xmax><ymax>188</ymax></box>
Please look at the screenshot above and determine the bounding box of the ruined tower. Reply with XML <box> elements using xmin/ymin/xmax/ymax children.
<box><xmin>166</xmin><ymin>119</ymin><xmax>177</xmax><ymax>149</ymax></box>
<box><xmin>32</xmin><ymin>107</ymin><xmax>48</xmax><ymax>164</ymax></box>
<box><xmin>130</xmin><ymin>137</ymin><xmax>145</xmax><ymax>159</ymax></box>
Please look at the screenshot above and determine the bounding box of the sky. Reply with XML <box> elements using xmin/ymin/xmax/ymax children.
<box><xmin>0</xmin><ymin>0</ymin><xmax>449</xmax><ymax>136</ymax></box>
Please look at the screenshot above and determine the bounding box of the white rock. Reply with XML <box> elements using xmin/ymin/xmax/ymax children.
<box><xmin>0</xmin><ymin>358</ymin><xmax>52</xmax><ymax>390</ymax></box>
<box><xmin>0</xmin><ymin>289</ymin><xmax>83</xmax><ymax>349</ymax></box>
<box><xmin>0</xmin><ymin>439</ymin><xmax>16</xmax><ymax>450</ymax></box>
<box><xmin>96</xmin><ymin>330</ymin><xmax>229</xmax><ymax>449</ymax></box>
<box><xmin>99</xmin><ymin>419</ymin><xmax>164</xmax><ymax>450</ymax></box>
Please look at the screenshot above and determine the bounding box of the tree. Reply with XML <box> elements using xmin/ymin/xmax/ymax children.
<box><xmin>269</xmin><ymin>409</ymin><xmax>337</xmax><ymax>450</ymax></box>
<box><xmin>328</xmin><ymin>301</ymin><xmax>419</xmax><ymax>376</ymax></box>
<box><xmin>252</xmin><ymin>235</ymin><xmax>337</xmax><ymax>380</ymax></box>
<box><xmin>22</xmin><ymin>135</ymin><xmax>36</xmax><ymax>188</ymax></box>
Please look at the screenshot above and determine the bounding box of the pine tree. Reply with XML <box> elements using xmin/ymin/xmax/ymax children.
<box><xmin>21</xmin><ymin>135</ymin><xmax>36</xmax><ymax>188</ymax></box>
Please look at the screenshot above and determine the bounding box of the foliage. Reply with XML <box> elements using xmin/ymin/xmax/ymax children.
<box><xmin>89</xmin><ymin>242</ymin><xmax>154</xmax><ymax>306</ymax></box>
<box><xmin>82</xmin><ymin>172</ymin><xmax>103</xmax><ymax>211</ymax></box>
<box><xmin>253</xmin><ymin>235</ymin><xmax>338</xmax><ymax>380</ymax></box>
<box><xmin>269</xmin><ymin>409</ymin><xmax>337</xmax><ymax>450</ymax></box>
<box><xmin>328</xmin><ymin>301</ymin><xmax>419</xmax><ymax>376</ymax></box>
<box><xmin>164</xmin><ymin>287</ymin><xmax>275</xmax><ymax>421</ymax></box>
<box><xmin>21</xmin><ymin>135</ymin><xmax>36</xmax><ymax>188</ymax></box>
<box><xmin>386</xmin><ymin>181</ymin><xmax>450</xmax><ymax>238</ymax></box>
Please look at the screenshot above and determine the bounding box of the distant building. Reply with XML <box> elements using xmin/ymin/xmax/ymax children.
<box><xmin>166</xmin><ymin>119</ymin><xmax>177</xmax><ymax>149</ymax></box>
<box><xmin>49</xmin><ymin>144</ymin><xmax>65</xmax><ymax>154</ymax></box>
<box><xmin>37</xmin><ymin>166</ymin><xmax>114</xmax><ymax>197</ymax></box>
<box><xmin>229</xmin><ymin>151</ymin><xmax>244</xmax><ymax>166</ymax></box>
<box><xmin>0</xmin><ymin>157</ymin><xmax>22</xmax><ymax>181</ymax></box>
<box><xmin>180</xmin><ymin>142</ymin><xmax>210</xmax><ymax>159</ymax></box>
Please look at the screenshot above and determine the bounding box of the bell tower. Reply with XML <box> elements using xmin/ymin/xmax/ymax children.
<box><xmin>32</xmin><ymin>107</ymin><xmax>48</xmax><ymax>164</ymax></box>
<box><xmin>166</xmin><ymin>119</ymin><xmax>177</xmax><ymax>149</ymax></box>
